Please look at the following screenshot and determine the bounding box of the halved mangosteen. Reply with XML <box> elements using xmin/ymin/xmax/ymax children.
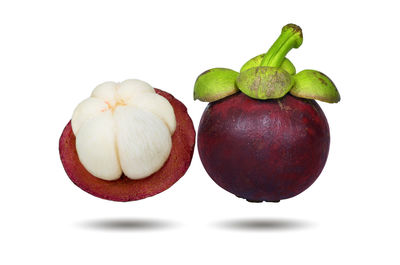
<box><xmin>59</xmin><ymin>80</ymin><xmax>195</xmax><ymax>202</ymax></box>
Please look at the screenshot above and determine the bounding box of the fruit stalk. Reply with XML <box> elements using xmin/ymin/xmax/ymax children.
<box><xmin>260</xmin><ymin>24</ymin><xmax>303</xmax><ymax>68</ymax></box>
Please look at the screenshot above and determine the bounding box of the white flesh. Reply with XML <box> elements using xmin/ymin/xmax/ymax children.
<box><xmin>114</xmin><ymin>106</ymin><xmax>172</xmax><ymax>179</ymax></box>
<box><xmin>75</xmin><ymin>111</ymin><xmax>122</xmax><ymax>181</ymax></box>
<box><xmin>71</xmin><ymin>79</ymin><xmax>176</xmax><ymax>180</ymax></box>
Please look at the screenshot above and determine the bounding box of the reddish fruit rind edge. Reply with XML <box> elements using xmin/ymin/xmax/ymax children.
<box><xmin>59</xmin><ymin>89</ymin><xmax>196</xmax><ymax>202</ymax></box>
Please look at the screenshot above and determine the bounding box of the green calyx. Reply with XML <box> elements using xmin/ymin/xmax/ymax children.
<box><xmin>236</xmin><ymin>24</ymin><xmax>302</xmax><ymax>100</ymax></box>
<box><xmin>240</xmin><ymin>54</ymin><xmax>296</xmax><ymax>75</ymax></box>
<box><xmin>193</xmin><ymin>23</ymin><xmax>340</xmax><ymax>104</ymax></box>
<box><xmin>194</xmin><ymin>68</ymin><xmax>239</xmax><ymax>102</ymax></box>
<box><xmin>237</xmin><ymin>67</ymin><xmax>293</xmax><ymax>100</ymax></box>
<box><xmin>291</xmin><ymin>70</ymin><xmax>340</xmax><ymax>103</ymax></box>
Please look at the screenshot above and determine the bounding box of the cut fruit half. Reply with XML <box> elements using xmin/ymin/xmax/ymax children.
<box><xmin>59</xmin><ymin>89</ymin><xmax>195</xmax><ymax>202</ymax></box>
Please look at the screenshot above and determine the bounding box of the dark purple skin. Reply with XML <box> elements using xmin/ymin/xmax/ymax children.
<box><xmin>197</xmin><ymin>92</ymin><xmax>330</xmax><ymax>202</ymax></box>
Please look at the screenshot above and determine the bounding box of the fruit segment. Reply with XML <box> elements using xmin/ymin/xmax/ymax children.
<box><xmin>71</xmin><ymin>79</ymin><xmax>176</xmax><ymax>181</ymax></box>
<box><xmin>91</xmin><ymin>81</ymin><xmax>118</xmax><ymax>104</ymax></box>
<box><xmin>114</xmin><ymin>106</ymin><xmax>172</xmax><ymax>179</ymax></box>
<box><xmin>127</xmin><ymin>93</ymin><xmax>176</xmax><ymax>133</ymax></box>
<box><xmin>117</xmin><ymin>79</ymin><xmax>155</xmax><ymax>100</ymax></box>
<box><xmin>75</xmin><ymin>111</ymin><xmax>121</xmax><ymax>180</ymax></box>
<box><xmin>71</xmin><ymin>97</ymin><xmax>108</xmax><ymax>134</ymax></box>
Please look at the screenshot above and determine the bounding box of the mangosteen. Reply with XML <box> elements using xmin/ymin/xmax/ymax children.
<box><xmin>59</xmin><ymin>79</ymin><xmax>195</xmax><ymax>201</ymax></box>
<box><xmin>194</xmin><ymin>24</ymin><xmax>340</xmax><ymax>202</ymax></box>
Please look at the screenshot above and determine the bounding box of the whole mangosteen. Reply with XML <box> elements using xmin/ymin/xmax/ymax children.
<box><xmin>194</xmin><ymin>24</ymin><xmax>340</xmax><ymax>202</ymax></box>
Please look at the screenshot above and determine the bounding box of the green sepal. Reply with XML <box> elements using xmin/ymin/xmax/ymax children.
<box><xmin>194</xmin><ymin>68</ymin><xmax>239</xmax><ymax>102</ymax></box>
<box><xmin>291</xmin><ymin>70</ymin><xmax>340</xmax><ymax>103</ymax></box>
<box><xmin>236</xmin><ymin>66</ymin><xmax>294</xmax><ymax>100</ymax></box>
<box><xmin>240</xmin><ymin>54</ymin><xmax>296</xmax><ymax>75</ymax></box>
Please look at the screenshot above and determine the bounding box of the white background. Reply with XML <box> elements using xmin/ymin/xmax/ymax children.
<box><xmin>1</xmin><ymin>0</ymin><xmax>399</xmax><ymax>264</ymax></box>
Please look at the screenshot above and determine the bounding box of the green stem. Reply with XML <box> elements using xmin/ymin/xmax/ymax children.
<box><xmin>260</xmin><ymin>24</ymin><xmax>303</xmax><ymax>68</ymax></box>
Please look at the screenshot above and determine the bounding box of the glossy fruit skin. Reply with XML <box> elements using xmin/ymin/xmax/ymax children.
<box><xmin>59</xmin><ymin>89</ymin><xmax>195</xmax><ymax>202</ymax></box>
<box><xmin>198</xmin><ymin>92</ymin><xmax>330</xmax><ymax>202</ymax></box>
